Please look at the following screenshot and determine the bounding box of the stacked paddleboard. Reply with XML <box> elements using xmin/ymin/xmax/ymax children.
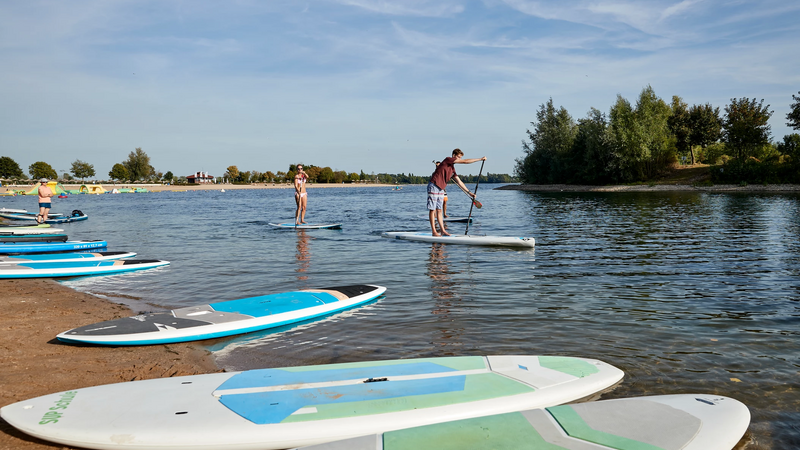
<box><xmin>0</xmin><ymin>258</ymin><xmax>169</xmax><ymax>279</ymax></box>
<box><xmin>57</xmin><ymin>284</ymin><xmax>387</xmax><ymax>345</ymax></box>
<box><xmin>0</xmin><ymin>209</ymin><xmax>87</xmax><ymax>224</ymax></box>
<box><xmin>0</xmin><ymin>355</ymin><xmax>624</xmax><ymax>450</ymax></box>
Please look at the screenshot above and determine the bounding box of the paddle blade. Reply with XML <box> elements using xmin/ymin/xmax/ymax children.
<box><xmin>473</xmin><ymin>199</ymin><xmax>482</xmax><ymax>209</ymax></box>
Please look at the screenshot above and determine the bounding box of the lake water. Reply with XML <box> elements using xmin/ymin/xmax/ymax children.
<box><xmin>2</xmin><ymin>185</ymin><xmax>799</xmax><ymax>449</ymax></box>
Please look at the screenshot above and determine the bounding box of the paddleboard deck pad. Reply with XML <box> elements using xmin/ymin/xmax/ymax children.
<box><xmin>382</xmin><ymin>232</ymin><xmax>535</xmax><ymax>248</ymax></box>
<box><xmin>299</xmin><ymin>394</ymin><xmax>750</xmax><ymax>450</ymax></box>
<box><xmin>0</xmin><ymin>259</ymin><xmax>169</xmax><ymax>279</ymax></box>
<box><xmin>269</xmin><ymin>223</ymin><xmax>343</xmax><ymax>229</ymax></box>
<box><xmin>0</xmin><ymin>355</ymin><xmax>623</xmax><ymax>450</ymax></box>
<box><xmin>0</xmin><ymin>240</ymin><xmax>107</xmax><ymax>254</ymax></box>
<box><xmin>57</xmin><ymin>284</ymin><xmax>387</xmax><ymax>345</ymax></box>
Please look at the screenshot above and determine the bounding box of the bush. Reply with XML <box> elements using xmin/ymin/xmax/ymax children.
<box><xmin>702</xmin><ymin>142</ymin><xmax>728</xmax><ymax>164</ymax></box>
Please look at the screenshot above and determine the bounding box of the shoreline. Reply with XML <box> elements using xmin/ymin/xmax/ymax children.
<box><xmin>495</xmin><ymin>183</ymin><xmax>800</xmax><ymax>192</ymax></box>
<box><xmin>0</xmin><ymin>279</ymin><xmax>219</xmax><ymax>450</ymax></box>
<box><xmin>3</xmin><ymin>182</ymin><xmax>402</xmax><ymax>194</ymax></box>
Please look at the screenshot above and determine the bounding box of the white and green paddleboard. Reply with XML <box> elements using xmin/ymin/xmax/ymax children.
<box><xmin>0</xmin><ymin>355</ymin><xmax>622</xmax><ymax>450</ymax></box>
<box><xmin>298</xmin><ymin>394</ymin><xmax>750</xmax><ymax>450</ymax></box>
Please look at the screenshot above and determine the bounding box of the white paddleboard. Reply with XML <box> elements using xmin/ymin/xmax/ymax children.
<box><xmin>0</xmin><ymin>355</ymin><xmax>622</xmax><ymax>450</ymax></box>
<box><xmin>57</xmin><ymin>285</ymin><xmax>385</xmax><ymax>345</ymax></box>
<box><xmin>0</xmin><ymin>226</ymin><xmax>65</xmax><ymax>235</ymax></box>
<box><xmin>417</xmin><ymin>216</ymin><xmax>473</xmax><ymax>223</ymax></box>
<box><xmin>269</xmin><ymin>222</ymin><xmax>342</xmax><ymax>229</ymax></box>
<box><xmin>382</xmin><ymin>231</ymin><xmax>535</xmax><ymax>248</ymax></box>
<box><xmin>0</xmin><ymin>259</ymin><xmax>169</xmax><ymax>279</ymax></box>
<box><xmin>0</xmin><ymin>251</ymin><xmax>136</xmax><ymax>265</ymax></box>
<box><xmin>298</xmin><ymin>394</ymin><xmax>750</xmax><ymax>450</ymax></box>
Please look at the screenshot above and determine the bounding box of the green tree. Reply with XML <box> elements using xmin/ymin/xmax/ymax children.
<box><xmin>722</xmin><ymin>98</ymin><xmax>773</xmax><ymax>160</ymax></box>
<box><xmin>70</xmin><ymin>159</ymin><xmax>96</xmax><ymax>180</ymax></box>
<box><xmin>668</xmin><ymin>96</ymin><xmax>693</xmax><ymax>164</ymax></box>
<box><xmin>108</xmin><ymin>163</ymin><xmax>129</xmax><ymax>181</ymax></box>
<box><xmin>514</xmin><ymin>98</ymin><xmax>577</xmax><ymax>184</ymax></box>
<box><xmin>264</xmin><ymin>171</ymin><xmax>275</xmax><ymax>182</ymax></box>
<box><xmin>319</xmin><ymin>167</ymin><xmax>334</xmax><ymax>183</ymax></box>
<box><xmin>28</xmin><ymin>161</ymin><xmax>58</xmax><ymax>180</ymax></box>
<box><xmin>163</xmin><ymin>171</ymin><xmax>174</xmax><ymax>182</ymax></box>
<box><xmin>122</xmin><ymin>148</ymin><xmax>152</xmax><ymax>180</ymax></box>
<box><xmin>0</xmin><ymin>156</ymin><xmax>24</xmax><ymax>178</ymax></box>
<box><xmin>225</xmin><ymin>166</ymin><xmax>239</xmax><ymax>182</ymax></box>
<box><xmin>787</xmin><ymin>91</ymin><xmax>800</xmax><ymax>130</ymax></box>
<box><xmin>688</xmin><ymin>103</ymin><xmax>722</xmax><ymax>156</ymax></box>
<box><xmin>571</xmin><ymin>108</ymin><xmax>611</xmax><ymax>184</ymax></box>
<box><xmin>304</xmin><ymin>166</ymin><xmax>321</xmax><ymax>182</ymax></box>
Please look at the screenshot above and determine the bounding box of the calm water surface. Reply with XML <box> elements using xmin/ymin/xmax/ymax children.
<box><xmin>3</xmin><ymin>185</ymin><xmax>798</xmax><ymax>449</ymax></box>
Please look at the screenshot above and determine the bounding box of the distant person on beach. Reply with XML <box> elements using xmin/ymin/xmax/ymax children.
<box><xmin>428</xmin><ymin>149</ymin><xmax>486</xmax><ymax>236</ymax></box>
<box><xmin>294</xmin><ymin>164</ymin><xmax>308</xmax><ymax>224</ymax></box>
<box><xmin>37</xmin><ymin>178</ymin><xmax>54</xmax><ymax>223</ymax></box>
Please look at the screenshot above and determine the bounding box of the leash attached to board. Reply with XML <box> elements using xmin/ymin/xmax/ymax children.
<box><xmin>465</xmin><ymin>159</ymin><xmax>485</xmax><ymax>235</ymax></box>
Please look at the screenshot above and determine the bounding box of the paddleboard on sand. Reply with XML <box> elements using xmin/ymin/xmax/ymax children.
<box><xmin>0</xmin><ymin>259</ymin><xmax>169</xmax><ymax>279</ymax></box>
<box><xmin>0</xmin><ymin>234</ymin><xmax>68</xmax><ymax>243</ymax></box>
<box><xmin>0</xmin><ymin>225</ymin><xmax>64</xmax><ymax>235</ymax></box>
<box><xmin>298</xmin><ymin>394</ymin><xmax>750</xmax><ymax>450</ymax></box>
<box><xmin>57</xmin><ymin>284</ymin><xmax>386</xmax><ymax>345</ymax></box>
<box><xmin>269</xmin><ymin>222</ymin><xmax>342</xmax><ymax>229</ymax></box>
<box><xmin>382</xmin><ymin>231</ymin><xmax>535</xmax><ymax>248</ymax></box>
<box><xmin>0</xmin><ymin>355</ymin><xmax>623</xmax><ymax>450</ymax></box>
<box><xmin>0</xmin><ymin>240</ymin><xmax>107</xmax><ymax>254</ymax></box>
<box><xmin>0</xmin><ymin>251</ymin><xmax>136</xmax><ymax>265</ymax></box>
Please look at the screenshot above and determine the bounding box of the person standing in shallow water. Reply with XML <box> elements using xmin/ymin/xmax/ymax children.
<box><xmin>427</xmin><ymin>149</ymin><xmax>486</xmax><ymax>236</ymax></box>
<box><xmin>37</xmin><ymin>178</ymin><xmax>54</xmax><ymax>223</ymax></box>
<box><xmin>294</xmin><ymin>165</ymin><xmax>308</xmax><ymax>224</ymax></box>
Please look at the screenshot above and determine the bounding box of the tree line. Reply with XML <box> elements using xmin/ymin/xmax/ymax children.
<box><xmin>515</xmin><ymin>87</ymin><xmax>800</xmax><ymax>185</ymax></box>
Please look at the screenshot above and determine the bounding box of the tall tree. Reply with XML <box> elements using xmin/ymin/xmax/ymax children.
<box><xmin>70</xmin><ymin>159</ymin><xmax>96</xmax><ymax>180</ymax></box>
<box><xmin>318</xmin><ymin>167</ymin><xmax>334</xmax><ymax>183</ymax></box>
<box><xmin>572</xmin><ymin>108</ymin><xmax>611</xmax><ymax>184</ymax></box>
<box><xmin>163</xmin><ymin>171</ymin><xmax>174</xmax><ymax>182</ymax></box>
<box><xmin>688</xmin><ymin>103</ymin><xmax>722</xmax><ymax>157</ymax></box>
<box><xmin>787</xmin><ymin>91</ymin><xmax>800</xmax><ymax>130</ymax></box>
<box><xmin>0</xmin><ymin>156</ymin><xmax>24</xmax><ymax>178</ymax></box>
<box><xmin>28</xmin><ymin>161</ymin><xmax>58</xmax><ymax>180</ymax></box>
<box><xmin>108</xmin><ymin>163</ymin><xmax>129</xmax><ymax>181</ymax></box>
<box><xmin>722</xmin><ymin>98</ymin><xmax>773</xmax><ymax>160</ymax></box>
<box><xmin>123</xmin><ymin>148</ymin><xmax>152</xmax><ymax>180</ymax></box>
<box><xmin>514</xmin><ymin>98</ymin><xmax>576</xmax><ymax>184</ymax></box>
<box><xmin>225</xmin><ymin>166</ymin><xmax>239</xmax><ymax>182</ymax></box>
<box><xmin>668</xmin><ymin>96</ymin><xmax>693</xmax><ymax>164</ymax></box>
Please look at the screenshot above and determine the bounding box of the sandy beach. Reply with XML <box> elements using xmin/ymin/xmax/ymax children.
<box><xmin>2</xmin><ymin>182</ymin><xmax>400</xmax><ymax>195</ymax></box>
<box><xmin>0</xmin><ymin>279</ymin><xmax>219</xmax><ymax>450</ymax></box>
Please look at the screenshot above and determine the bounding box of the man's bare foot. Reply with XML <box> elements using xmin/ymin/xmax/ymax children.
<box><xmin>441</xmin><ymin>232</ymin><xmax>451</xmax><ymax>236</ymax></box>
<box><xmin>431</xmin><ymin>232</ymin><xmax>441</xmax><ymax>237</ymax></box>
<box><xmin>300</xmin><ymin>221</ymin><xmax>307</xmax><ymax>224</ymax></box>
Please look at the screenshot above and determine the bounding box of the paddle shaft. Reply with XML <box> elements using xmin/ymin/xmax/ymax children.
<box><xmin>465</xmin><ymin>160</ymin><xmax>485</xmax><ymax>235</ymax></box>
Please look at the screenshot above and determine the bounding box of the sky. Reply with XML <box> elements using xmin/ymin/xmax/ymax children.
<box><xmin>1</xmin><ymin>0</ymin><xmax>799</xmax><ymax>179</ymax></box>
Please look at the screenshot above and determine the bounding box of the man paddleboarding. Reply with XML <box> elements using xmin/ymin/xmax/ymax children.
<box><xmin>428</xmin><ymin>149</ymin><xmax>485</xmax><ymax>236</ymax></box>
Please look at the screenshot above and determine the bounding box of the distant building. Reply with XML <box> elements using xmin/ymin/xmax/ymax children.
<box><xmin>187</xmin><ymin>171</ymin><xmax>214</xmax><ymax>184</ymax></box>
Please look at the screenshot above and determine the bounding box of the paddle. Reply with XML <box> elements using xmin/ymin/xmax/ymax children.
<box><xmin>465</xmin><ymin>159</ymin><xmax>485</xmax><ymax>235</ymax></box>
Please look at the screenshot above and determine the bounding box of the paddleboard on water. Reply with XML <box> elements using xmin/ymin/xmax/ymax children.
<box><xmin>0</xmin><ymin>234</ymin><xmax>68</xmax><ymax>243</ymax></box>
<box><xmin>0</xmin><ymin>240</ymin><xmax>107</xmax><ymax>254</ymax></box>
<box><xmin>0</xmin><ymin>251</ymin><xmax>136</xmax><ymax>265</ymax></box>
<box><xmin>0</xmin><ymin>209</ymin><xmax>64</xmax><ymax>218</ymax></box>
<box><xmin>0</xmin><ymin>211</ymin><xmax>85</xmax><ymax>223</ymax></box>
<box><xmin>57</xmin><ymin>284</ymin><xmax>386</xmax><ymax>345</ymax></box>
<box><xmin>0</xmin><ymin>355</ymin><xmax>623</xmax><ymax>450</ymax></box>
<box><xmin>0</xmin><ymin>225</ymin><xmax>64</xmax><ymax>235</ymax></box>
<box><xmin>298</xmin><ymin>394</ymin><xmax>750</xmax><ymax>450</ymax></box>
<box><xmin>269</xmin><ymin>222</ymin><xmax>343</xmax><ymax>229</ymax></box>
<box><xmin>382</xmin><ymin>231</ymin><xmax>535</xmax><ymax>248</ymax></box>
<box><xmin>0</xmin><ymin>259</ymin><xmax>169</xmax><ymax>279</ymax></box>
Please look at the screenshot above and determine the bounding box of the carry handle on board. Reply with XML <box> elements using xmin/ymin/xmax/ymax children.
<box><xmin>465</xmin><ymin>159</ymin><xmax>485</xmax><ymax>235</ymax></box>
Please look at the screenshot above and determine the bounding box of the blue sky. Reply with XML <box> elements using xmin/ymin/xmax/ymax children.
<box><xmin>1</xmin><ymin>0</ymin><xmax>798</xmax><ymax>179</ymax></box>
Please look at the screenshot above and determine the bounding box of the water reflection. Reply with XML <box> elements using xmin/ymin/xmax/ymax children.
<box><xmin>295</xmin><ymin>229</ymin><xmax>310</xmax><ymax>284</ymax></box>
<box><xmin>427</xmin><ymin>243</ymin><xmax>464</xmax><ymax>354</ymax></box>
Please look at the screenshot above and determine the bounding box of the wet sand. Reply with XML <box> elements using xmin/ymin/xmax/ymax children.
<box><xmin>0</xmin><ymin>279</ymin><xmax>219</xmax><ymax>450</ymax></box>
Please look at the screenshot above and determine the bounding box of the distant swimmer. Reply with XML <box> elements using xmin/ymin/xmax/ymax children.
<box><xmin>427</xmin><ymin>149</ymin><xmax>485</xmax><ymax>236</ymax></box>
<box><xmin>294</xmin><ymin>164</ymin><xmax>308</xmax><ymax>224</ymax></box>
